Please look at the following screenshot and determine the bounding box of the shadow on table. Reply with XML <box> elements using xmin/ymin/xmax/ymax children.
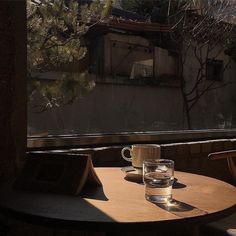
<box><xmin>0</xmin><ymin>183</ymin><xmax>114</xmax><ymax>231</ymax></box>
<box><xmin>81</xmin><ymin>186</ymin><xmax>108</xmax><ymax>201</ymax></box>
<box><xmin>155</xmin><ymin>199</ymin><xmax>207</xmax><ymax>217</ymax></box>
<box><xmin>124</xmin><ymin>173</ymin><xmax>143</xmax><ymax>184</ymax></box>
<box><xmin>172</xmin><ymin>179</ymin><xmax>186</xmax><ymax>189</ymax></box>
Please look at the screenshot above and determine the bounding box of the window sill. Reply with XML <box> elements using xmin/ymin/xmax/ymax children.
<box><xmin>27</xmin><ymin>129</ymin><xmax>236</xmax><ymax>150</ymax></box>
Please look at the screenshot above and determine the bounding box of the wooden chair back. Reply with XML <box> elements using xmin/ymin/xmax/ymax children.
<box><xmin>208</xmin><ymin>150</ymin><xmax>236</xmax><ymax>181</ymax></box>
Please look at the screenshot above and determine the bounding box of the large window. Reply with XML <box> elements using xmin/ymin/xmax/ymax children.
<box><xmin>27</xmin><ymin>0</ymin><xmax>236</xmax><ymax>144</ymax></box>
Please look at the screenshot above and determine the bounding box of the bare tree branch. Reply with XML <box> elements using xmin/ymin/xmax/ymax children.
<box><xmin>169</xmin><ymin>0</ymin><xmax>236</xmax><ymax>128</ymax></box>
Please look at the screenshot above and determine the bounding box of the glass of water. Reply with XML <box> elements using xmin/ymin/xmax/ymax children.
<box><xmin>143</xmin><ymin>159</ymin><xmax>174</xmax><ymax>204</ymax></box>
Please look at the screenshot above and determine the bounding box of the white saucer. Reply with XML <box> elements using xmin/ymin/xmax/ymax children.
<box><xmin>121</xmin><ymin>166</ymin><xmax>143</xmax><ymax>175</ymax></box>
<box><xmin>121</xmin><ymin>166</ymin><xmax>143</xmax><ymax>183</ymax></box>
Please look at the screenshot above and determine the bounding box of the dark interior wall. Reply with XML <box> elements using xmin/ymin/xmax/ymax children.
<box><xmin>0</xmin><ymin>1</ymin><xmax>27</xmax><ymax>181</ymax></box>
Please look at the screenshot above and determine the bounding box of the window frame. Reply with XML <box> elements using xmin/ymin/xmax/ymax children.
<box><xmin>25</xmin><ymin>2</ymin><xmax>236</xmax><ymax>151</ymax></box>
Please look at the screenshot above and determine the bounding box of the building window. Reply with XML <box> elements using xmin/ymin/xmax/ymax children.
<box><xmin>88</xmin><ymin>32</ymin><xmax>179</xmax><ymax>84</ymax></box>
<box><xmin>89</xmin><ymin>33</ymin><xmax>154</xmax><ymax>80</ymax></box>
<box><xmin>206</xmin><ymin>59</ymin><xmax>224</xmax><ymax>81</ymax></box>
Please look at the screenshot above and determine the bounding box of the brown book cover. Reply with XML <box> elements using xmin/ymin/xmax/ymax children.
<box><xmin>13</xmin><ymin>153</ymin><xmax>102</xmax><ymax>195</ymax></box>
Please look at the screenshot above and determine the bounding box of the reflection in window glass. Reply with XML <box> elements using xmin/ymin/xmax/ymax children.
<box><xmin>27</xmin><ymin>0</ymin><xmax>236</xmax><ymax>136</ymax></box>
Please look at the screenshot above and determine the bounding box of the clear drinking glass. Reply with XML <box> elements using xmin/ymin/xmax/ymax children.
<box><xmin>143</xmin><ymin>159</ymin><xmax>174</xmax><ymax>204</ymax></box>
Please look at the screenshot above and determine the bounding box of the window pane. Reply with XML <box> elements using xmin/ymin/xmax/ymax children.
<box><xmin>27</xmin><ymin>0</ymin><xmax>236</xmax><ymax>137</ymax></box>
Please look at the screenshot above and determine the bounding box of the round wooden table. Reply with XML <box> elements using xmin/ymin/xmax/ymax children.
<box><xmin>0</xmin><ymin>168</ymin><xmax>235</xmax><ymax>232</ymax></box>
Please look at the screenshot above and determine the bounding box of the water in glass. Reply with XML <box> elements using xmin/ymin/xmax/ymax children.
<box><xmin>144</xmin><ymin>171</ymin><xmax>173</xmax><ymax>203</ymax></box>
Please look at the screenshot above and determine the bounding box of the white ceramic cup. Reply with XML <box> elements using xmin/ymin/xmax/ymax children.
<box><xmin>121</xmin><ymin>144</ymin><xmax>161</xmax><ymax>169</ymax></box>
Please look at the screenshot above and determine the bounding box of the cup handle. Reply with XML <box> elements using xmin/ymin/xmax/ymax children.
<box><xmin>121</xmin><ymin>147</ymin><xmax>132</xmax><ymax>162</ymax></box>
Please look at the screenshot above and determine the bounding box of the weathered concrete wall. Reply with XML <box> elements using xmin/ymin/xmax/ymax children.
<box><xmin>183</xmin><ymin>43</ymin><xmax>236</xmax><ymax>129</ymax></box>
<box><xmin>28</xmin><ymin>83</ymin><xmax>184</xmax><ymax>135</ymax></box>
<box><xmin>28</xmin><ymin>72</ymin><xmax>236</xmax><ymax>136</ymax></box>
